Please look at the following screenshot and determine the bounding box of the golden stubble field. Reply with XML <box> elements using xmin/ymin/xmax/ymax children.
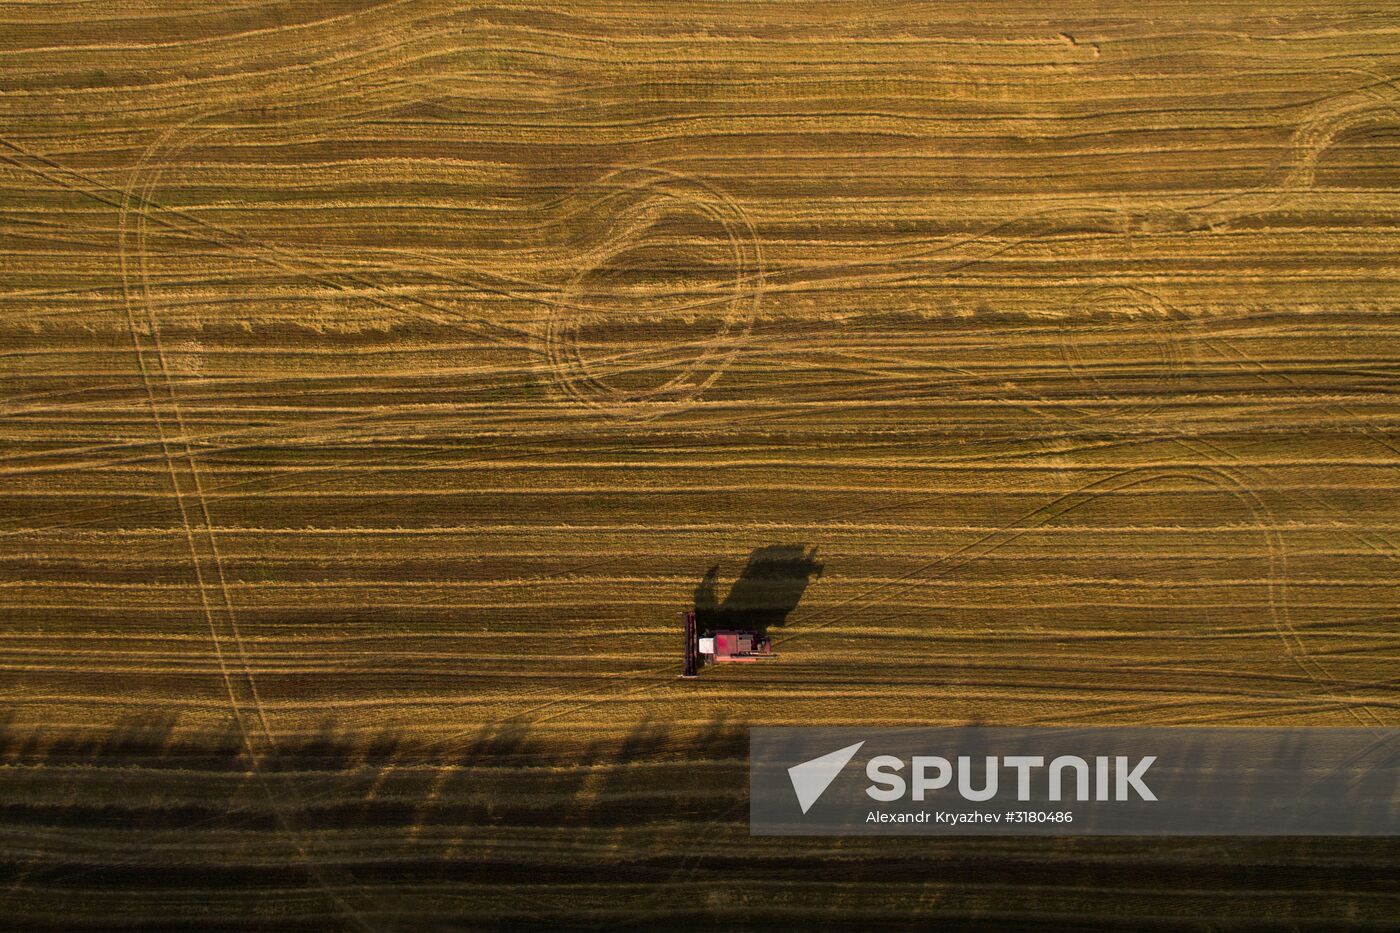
<box><xmin>2</xmin><ymin>1</ymin><xmax>1400</xmax><ymax>928</ymax></box>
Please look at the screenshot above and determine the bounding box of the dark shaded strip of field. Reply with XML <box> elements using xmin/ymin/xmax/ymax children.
<box><xmin>1</xmin><ymin>717</ymin><xmax>1399</xmax><ymax>931</ymax></box>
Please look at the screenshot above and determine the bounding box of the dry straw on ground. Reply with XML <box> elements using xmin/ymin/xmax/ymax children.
<box><xmin>2</xmin><ymin>1</ymin><xmax>1399</xmax><ymax>928</ymax></box>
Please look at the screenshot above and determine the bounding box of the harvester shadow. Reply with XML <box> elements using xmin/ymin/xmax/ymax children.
<box><xmin>693</xmin><ymin>544</ymin><xmax>822</xmax><ymax>636</ymax></box>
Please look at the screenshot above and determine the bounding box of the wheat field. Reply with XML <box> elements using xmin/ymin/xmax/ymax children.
<box><xmin>3</xmin><ymin>1</ymin><xmax>1400</xmax><ymax>929</ymax></box>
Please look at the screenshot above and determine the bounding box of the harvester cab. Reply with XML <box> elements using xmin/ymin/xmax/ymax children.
<box><xmin>680</xmin><ymin>610</ymin><xmax>774</xmax><ymax>678</ymax></box>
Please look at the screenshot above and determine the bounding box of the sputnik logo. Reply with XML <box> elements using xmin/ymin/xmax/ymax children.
<box><xmin>787</xmin><ymin>741</ymin><xmax>865</xmax><ymax>814</ymax></box>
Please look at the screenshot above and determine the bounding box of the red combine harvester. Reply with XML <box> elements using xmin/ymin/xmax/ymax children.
<box><xmin>681</xmin><ymin>611</ymin><xmax>774</xmax><ymax>677</ymax></box>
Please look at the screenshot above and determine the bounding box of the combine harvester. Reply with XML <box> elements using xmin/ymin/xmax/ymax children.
<box><xmin>680</xmin><ymin>610</ymin><xmax>774</xmax><ymax>678</ymax></box>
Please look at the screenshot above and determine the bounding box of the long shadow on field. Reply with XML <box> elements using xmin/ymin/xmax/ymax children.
<box><xmin>0</xmin><ymin>714</ymin><xmax>753</xmax><ymax>896</ymax></box>
<box><xmin>3</xmin><ymin>715</ymin><xmax>1395</xmax><ymax>929</ymax></box>
<box><xmin>694</xmin><ymin>544</ymin><xmax>822</xmax><ymax>636</ymax></box>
